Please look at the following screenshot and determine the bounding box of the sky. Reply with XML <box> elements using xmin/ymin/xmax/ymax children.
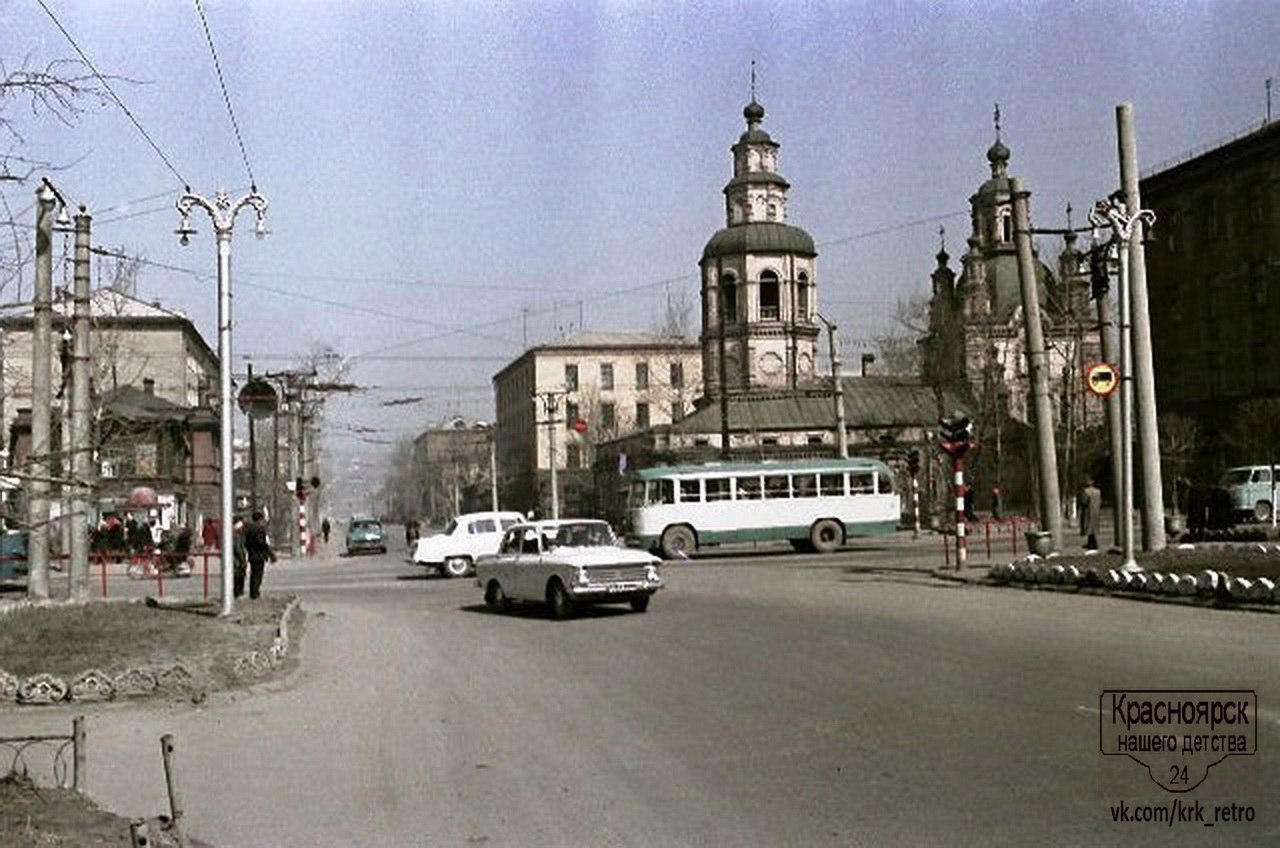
<box><xmin>3</xmin><ymin>0</ymin><xmax>1279</xmax><ymax>514</ymax></box>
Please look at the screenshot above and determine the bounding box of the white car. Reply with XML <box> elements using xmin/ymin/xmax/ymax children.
<box><xmin>413</xmin><ymin>511</ymin><xmax>525</xmax><ymax>577</ymax></box>
<box><xmin>476</xmin><ymin>519</ymin><xmax>663</xmax><ymax>619</ymax></box>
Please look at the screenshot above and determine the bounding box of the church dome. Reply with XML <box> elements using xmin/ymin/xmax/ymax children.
<box><xmin>987</xmin><ymin>137</ymin><xmax>1010</xmax><ymax>165</ymax></box>
<box><xmin>702</xmin><ymin>222</ymin><xmax>816</xmax><ymax>261</ymax></box>
<box><xmin>744</xmin><ymin>99</ymin><xmax>765</xmax><ymax>122</ymax></box>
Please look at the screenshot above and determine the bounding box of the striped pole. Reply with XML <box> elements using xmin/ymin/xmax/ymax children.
<box><xmin>298</xmin><ymin>499</ymin><xmax>309</xmax><ymax>557</ymax></box>
<box><xmin>911</xmin><ymin>474</ymin><xmax>920</xmax><ymax>539</ymax></box>
<box><xmin>954</xmin><ymin>457</ymin><xmax>966</xmax><ymax>570</ymax></box>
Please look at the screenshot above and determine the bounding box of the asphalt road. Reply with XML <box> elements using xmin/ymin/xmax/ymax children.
<box><xmin>5</xmin><ymin>537</ymin><xmax>1278</xmax><ymax>846</ymax></box>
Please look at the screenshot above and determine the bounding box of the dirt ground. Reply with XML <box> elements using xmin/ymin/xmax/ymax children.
<box><xmin>0</xmin><ymin>594</ymin><xmax>302</xmax><ymax>847</ymax></box>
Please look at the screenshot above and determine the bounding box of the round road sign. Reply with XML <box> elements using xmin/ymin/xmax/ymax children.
<box><xmin>1085</xmin><ymin>362</ymin><xmax>1119</xmax><ymax>397</ymax></box>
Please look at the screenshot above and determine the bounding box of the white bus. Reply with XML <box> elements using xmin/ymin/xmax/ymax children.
<box><xmin>626</xmin><ymin>458</ymin><xmax>901</xmax><ymax>559</ymax></box>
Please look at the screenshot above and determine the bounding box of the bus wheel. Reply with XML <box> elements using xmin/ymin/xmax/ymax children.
<box><xmin>660</xmin><ymin>525</ymin><xmax>696</xmax><ymax>560</ymax></box>
<box><xmin>809</xmin><ymin>519</ymin><xmax>843</xmax><ymax>554</ymax></box>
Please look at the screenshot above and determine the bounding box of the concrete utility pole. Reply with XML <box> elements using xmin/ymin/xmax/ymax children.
<box><xmin>27</xmin><ymin>182</ymin><xmax>58</xmax><ymax>600</ymax></box>
<box><xmin>1116</xmin><ymin>103</ymin><xmax>1166</xmax><ymax>552</ymax></box>
<box><xmin>68</xmin><ymin>207</ymin><xmax>92</xmax><ymax>600</ymax></box>
<box><xmin>816</xmin><ymin>314</ymin><xmax>848</xmax><ymax>458</ymax></box>
<box><xmin>1010</xmin><ymin>178</ymin><xmax>1064</xmax><ymax>549</ymax></box>
<box><xmin>287</xmin><ymin>385</ymin><xmax>301</xmax><ymax>557</ymax></box>
<box><xmin>534</xmin><ymin>391</ymin><xmax>563</xmax><ymax>518</ymax></box>
<box><xmin>176</xmin><ymin>187</ymin><xmax>268</xmax><ymax>616</ymax></box>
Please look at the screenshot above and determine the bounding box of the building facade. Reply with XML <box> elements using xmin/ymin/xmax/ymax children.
<box><xmin>412</xmin><ymin>419</ymin><xmax>495</xmax><ymax>525</ymax></box>
<box><xmin>1141</xmin><ymin>119</ymin><xmax>1280</xmax><ymax>476</ymax></box>
<box><xmin>492</xmin><ymin>332</ymin><xmax>702</xmax><ymax>515</ymax></box>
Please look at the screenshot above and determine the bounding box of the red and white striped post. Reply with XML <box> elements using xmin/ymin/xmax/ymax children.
<box><xmin>953</xmin><ymin>457</ymin><xmax>966</xmax><ymax>570</ymax></box>
<box><xmin>297</xmin><ymin>498</ymin><xmax>309</xmax><ymax>556</ymax></box>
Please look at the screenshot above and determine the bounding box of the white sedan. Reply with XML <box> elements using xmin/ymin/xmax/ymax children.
<box><xmin>476</xmin><ymin>519</ymin><xmax>663</xmax><ymax>619</ymax></box>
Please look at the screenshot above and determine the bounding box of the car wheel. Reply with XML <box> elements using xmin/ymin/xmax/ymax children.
<box><xmin>809</xmin><ymin>518</ymin><xmax>843</xmax><ymax>554</ymax></box>
<box><xmin>547</xmin><ymin>579</ymin><xmax>576</xmax><ymax>620</ymax></box>
<box><xmin>660</xmin><ymin>525</ymin><xmax>696</xmax><ymax>560</ymax></box>
<box><xmin>630</xmin><ymin>595</ymin><xmax>650</xmax><ymax>613</ymax></box>
<box><xmin>1254</xmin><ymin>500</ymin><xmax>1273</xmax><ymax>522</ymax></box>
<box><xmin>485</xmin><ymin>580</ymin><xmax>510</xmax><ymax>613</ymax></box>
<box><xmin>443</xmin><ymin>556</ymin><xmax>472</xmax><ymax>578</ymax></box>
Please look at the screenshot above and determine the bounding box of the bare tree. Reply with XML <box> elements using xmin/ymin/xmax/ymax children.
<box><xmin>873</xmin><ymin>293</ymin><xmax>929</xmax><ymax>376</ymax></box>
<box><xmin>0</xmin><ymin>57</ymin><xmax>109</xmax><ymax>183</ymax></box>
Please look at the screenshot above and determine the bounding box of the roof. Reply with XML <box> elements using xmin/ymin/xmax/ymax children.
<box><xmin>98</xmin><ymin>386</ymin><xmax>216</xmax><ymax>423</ymax></box>
<box><xmin>723</xmin><ymin>171</ymin><xmax>790</xmax><ymax>193</ymax></box>
<box><xmin>702</xmin><ymin>222</ymin><xmax>816</xmax><ymax>261</ymax></box>
<box><xmin>672</xmin><ymin>376</ymin><xmax>959</xmax><ymax>433</ymax></box>
<box><xmin>632</xmin><ymin>457</ymin><xmax>891</xmax><ymax>479</ymax></box>
<box><xmin>534</xmin><ymin>331</ymin><xmax>699</xmax><ymax>350</ymax></box>
<box><xmin>2</xmin><ymin>287</ymin><xmax>189</xmax><ymax>322</ymax></box>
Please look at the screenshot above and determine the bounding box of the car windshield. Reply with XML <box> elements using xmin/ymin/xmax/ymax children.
<box><xmin>1220</xmin><ymin>469</ymin><xmax>1253</xmax><ymax>486</ymax></box>
<box><xmin>549</xmin><ymin>522</ymin><xmax>615</xmax><ymax>549</ymax></box>
<box><xmin>443</xmin><ymin>519</ymin><xmax>458</xmax><ymax>535</ymax></box>
<box><xmin>350</xmin><ymin>521</ymin><xmax>382</xmax><ymax>538</ymax></box>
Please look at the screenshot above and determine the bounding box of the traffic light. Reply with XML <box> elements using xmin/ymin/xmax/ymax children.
<box><xmin>1089</xmin><ymin>244</ymin><xmax>1110</xmax><ymax>301</ymax></box>
<box><xmin>906</xmin><ymin>448</ymin><xmax>921</xmax><ymax>476</ymax></box>
<box><xmin>938</xmin><ymin>413</ymin><xmax>973</xmax><ymax>458</ymax></box>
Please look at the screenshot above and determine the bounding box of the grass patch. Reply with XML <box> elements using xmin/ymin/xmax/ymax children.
<box><xmin>1053</xmin><ymin>546</ymin><xmax>1280</xmax><ymax>581</ymax></box>
<box><xmin>0</xmin><ymin>595</ymin><xmax>300</xmax><ymax>694</ymax></box>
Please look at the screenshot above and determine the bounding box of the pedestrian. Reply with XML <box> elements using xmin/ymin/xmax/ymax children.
<box><xmin>1078</xmin><ymin>477</ymin><xmax>1102</xmax><ymax>551</ymax></box>
<box><xmin>990</xmin><ymin>486</ymin><xmax>1002</xmax><ymax>521</ymax></box>
<box><xmin>149</xmin><ymin>519</ymin><xmax>164</xmax><ymax>551</ymax></box>
<box><xmin>232</xmin><ymin>518</ymin><xmax>248</xmax><ymax>598</ymax></box>
<box><xmin>202</xmin><ymin>516</ymin><xmax>219</xmax><ymax>551</ymax></box>
<box><xmin>243</xmin><ymin>510</ymin><xmax>276</xmax><ymax>599</ymax></box>
<box><xmin>321</xmin><ymin>517</ymin><xmax>331</xmax><ymax>544</ymax></box>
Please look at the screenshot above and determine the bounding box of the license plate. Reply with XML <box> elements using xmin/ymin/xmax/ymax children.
<box><xmin>607</xmin><ymin>582</ymin><xmax>641</xmax><ymax>593</ymax></box>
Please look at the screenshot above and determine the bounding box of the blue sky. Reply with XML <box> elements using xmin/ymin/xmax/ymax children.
<box><xmin>4</xmin><ymin>0</ymin><xmax>1279</xmax><ymax>509</ymax></box>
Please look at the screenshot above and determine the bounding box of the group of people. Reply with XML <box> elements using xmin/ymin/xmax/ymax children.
<box><xmin>91</xmin><ymin>514</ymin><xmax>176</xmax><ymax>557</ymax></box>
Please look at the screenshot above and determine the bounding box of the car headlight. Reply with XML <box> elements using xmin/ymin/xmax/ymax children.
<box><xmin>576</xmin><ymin>567</ymin><xmax>590</xmax><ymax>586</ymax></box>
<box><xmin>646</xmin><ymin>565</ymin><xmax>660</xmax><ymax>582</ymax></box>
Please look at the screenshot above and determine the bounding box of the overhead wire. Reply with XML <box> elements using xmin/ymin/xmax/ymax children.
<box><xmin>192</xmin><ymin>0</ymin><xmax>257</xmax><ymax>188</ymax></box>
<box><xmin>34</xmin><ymin>0</ymin><xmax>189</xmax><ymax>187</ymax></box>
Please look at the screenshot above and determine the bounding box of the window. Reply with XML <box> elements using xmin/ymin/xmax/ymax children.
<box><xmin>877</xmin><ymin>474</ymin><xmax>894</xmax><ymax>495</ymax></box>
<box><xmin>735</xmin><ymin>475</ymin><xmax>762</xmax><ymax>499</ymax></box>
<box><xmin>797</xmin><ymin>273</ymin><xmax>809</xmax><ymax>321</ymax></box>
<box><xmin>600</xmin><ymin>402</ymin><xmax>616</xmax><ymax>430</ymax></box>
<box><xmin>470</xmin><ymin>519</ymin><xmax>496</xmax><ymax>534</ymax></box>
<box><xmin>670</xmin><ymin>361</ymin><xmax>684</xmax><ymax>388</ymax></box>
<box><xmin>565</xmin><ymin>401</ymin><xmax>580</xmax><ymax>431</ymax></box>
<box><xmin>760</xmin><ymin>270</ymin><xmax>780</xmax><ymax>320</ymax></box>
<box><xmin>807</xmin><ymin>434</ymin><xmax>824</xmax><ymax>446</ymax></box>
<box><xmin>600</xmin><ymin>362</ymin><xmax>614</xmax><ymax>390</ymax></box>
<box><xmin>849</xmin><ymin>472</ymin><xmax>875</xmax><ymax>494</ymax></box>
<box><xmin>721</xmin><ymin>278</ymin><xmax>738</xmax><ymax>325</ymax></box>
<box><xmin>565</xmin><ymin>443</ymin><xmax>580</xmax><ymax>469</ymax></box>
<box><xmin>764</xmin><ymin>475</ymin><xmax>790</xmax><ymax>499</ymax></box>
<box><xmin>635</xmin><ymin>361</ymin><xmax>649</xmax><ymax>390</ymax></box>
<box><xmin>705</xmin><ymin>478</ymin><xmax>731</xmax><ymax>501</ymax></box>
<box><xmin>819</xmin><ymin>473</ymin><xmax>845</xmax><ymax>496</ymax></box>
<box><xmin>671</xmin><ymin>399</ymin><xmax>683</xmax><ymax>422</ymax></box>
<box><xmin>564</xmin><ymin>363</ymin><xmax>578</xmax><ymax>391</ymax></box>
<box><xmin>793</xmin><ymin>474</ymin><xmax>817</xmax><ymax>498</ymax></box>
<box><xmin>652</xmin><ymin>479</ymin><xmax>675</xmax><ymax>505</ymax></box>
<box><xmin>767</xmin><ymin>203</ymin><xmax>777</xmax><ymax>220</ymax></box>
<box><xmin>635</xmin><ymin>401</ymin><xmax>650</xmax><ymax>429</ymax></box>
<box><xmin>679</xmin><ymin>479</ymin><xmax>701</xmax><ymax>503</ymax></box>
<box><xmin>999</xmin><ymin>211</ymin><xmax>1012</xmax><ymax>243</ymax></box>
<box><xmin>521</xmin><ymin>530</ymin><xmax>541</xmax><ymax>555</ymax></box>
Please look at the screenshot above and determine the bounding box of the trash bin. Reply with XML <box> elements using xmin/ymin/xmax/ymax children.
<box><xmin>1025</xmin><ymin>530</ymin><xmax>1053</xmax><ymax>557</ymax></box>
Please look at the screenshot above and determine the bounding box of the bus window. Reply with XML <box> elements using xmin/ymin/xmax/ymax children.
<box><xmin>818</xmin><ymin>473</ymin><xmax>845</xmax><ymax>496</ymax></box>
<box><xmin>705</xmin><ymin>477</ymin><xmax>731</xmax><ymax>501</ymax></box>
<box><xmin>735</xmin><ymin>475</ymin><xmax>762</xmax><ymax>499</ymax></box>
<box><xmin>679</xmin><ymin>478</ymin><xmax>702</xmax><ymax>503</ymax></box>
<box><xmin>849</xmin><ymin>471</ymin><xmax>874</xmax><ymax>494</ymax></box>
<box><xmin>877</xmin><ymin>473</ymin><xmax>894</xmax><ymax>494</ymax></box>
<box><xmin>792</xmin><ymin>474</ymin><xmax>817</xmax><ymax>498</ymax></box>
<box><xmin>764</xmin><ymin>475</ymin><xmax>790</xmax><ymax>499</ymax></box>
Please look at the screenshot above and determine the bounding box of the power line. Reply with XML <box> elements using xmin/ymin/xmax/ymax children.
<box><xmin>34</xmin><ymin>0</ymin><xmax>188</xmax><ymax>186</ymax></box>
<box><xmin>192</xmin><ymin>0</ymin><xmax>257</xmax><ymax>188</ymax></box>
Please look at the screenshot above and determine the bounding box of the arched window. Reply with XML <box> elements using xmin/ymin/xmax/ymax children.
<box><xmin>759</xmin><ymin>270</ymin><xmax>780</xmax><ymax>320</ymax></box>
<box><xmin>797</xmin><ymin>272</ymin><xmax>809</xmax><ymax>321</ymax></box>
<box><xmin>721</xmin><ymin>276</ymin><xmax>738</xmax><ymax>326</ymax></box>
<box><xmin>767</xmin><ymin>203</ymin><xmax>778</xmax><ymax>220</ymax></box>
<box><xmin>1000</xmin><ymin>209</ymin><xmax>1012</xmax><ymax>243</ymax></box>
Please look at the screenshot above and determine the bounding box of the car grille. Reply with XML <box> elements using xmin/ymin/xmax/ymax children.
<box><xmin>585</xmin><ymin>565</ymin><xmax>649</xmax><ymax>583</ymax></box>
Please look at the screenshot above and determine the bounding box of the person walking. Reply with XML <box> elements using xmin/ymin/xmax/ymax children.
<box><xmin>243</xmin><ymin>510</ymin><xmax>277</xmax><ymax>599</ymax></box>
<box><xmin>321</xmin><ymin>517</ymin><xmax>331</xmax><ymax>545</ymax></box>
<box><xmin>232</xmin><ymin>518</ymin><xmax>248</xmax><ymax>598</ymax></box>
<box><xmin>1079</xmin><ymin>478</ymin><xmax>1102</xmax><ymax>551</ymax></box>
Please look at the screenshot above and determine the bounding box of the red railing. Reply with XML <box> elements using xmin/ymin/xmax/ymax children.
<box><xmin>940</xmin><ymin>517</ymin><xmax>1035</xmax><ymax>567</ymax></box>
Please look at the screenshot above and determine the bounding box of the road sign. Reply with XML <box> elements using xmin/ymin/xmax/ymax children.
<box><xmin>573</xmin><ymin>418</ymin><xmax>589</xmax><ymax>434</ymax></box>
<box><xmin>238</xmin><ymin>378</ymin><xmax>279</xmax><ymax>418</ymax></box>
<box><xmin>1085</xmin><ymin>362</ymin><xmax>1119</xmax><ymax>397</ymax></box>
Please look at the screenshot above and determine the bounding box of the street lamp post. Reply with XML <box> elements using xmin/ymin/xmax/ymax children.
<box><xmin>176</xmin><ymin>188</ymin><xmax>268</xmax><ymax>616</ymax></box>
<box><xmin>1090</xmin><ymin>195</ymin><xmax>1154</xmax><ymax>573</ymax></box>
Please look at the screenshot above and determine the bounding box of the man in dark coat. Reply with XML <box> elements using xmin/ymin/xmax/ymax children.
<box><xmin>1079</xmin><ymin>478</ymin><xmax>1102</xmax><ymax>551</ymax></box>
<box><xmin>243</xmin><ymin>510</ymin><xmax>276</xmax><ymax>599</ymax></box>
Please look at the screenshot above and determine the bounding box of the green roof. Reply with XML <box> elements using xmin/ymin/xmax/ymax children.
<box><xmin>702</xmin><ymin>222</ymin><xmax>816</xmax><ymax>261</ymax></box>
<box><xmin>723</xmin><ymin>171</ymin><xmax>790</xmax><ymax>193</ymax></box>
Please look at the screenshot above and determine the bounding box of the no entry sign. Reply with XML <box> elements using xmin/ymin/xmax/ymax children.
<box><xmin>1086</xmin><ymin>362</ymin><xmax>1119</xmax><ymax>397</ymax></box>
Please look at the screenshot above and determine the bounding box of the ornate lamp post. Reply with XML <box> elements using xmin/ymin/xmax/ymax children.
<box><xmin>1089</xmin><ymin>195</ymin><xmax>1154</xmax><ymax>572</ymax></box>
<box><xmin>176</xmin><ymin>188</ymin><xmax>268</xmax><ymax>615</ymax></box>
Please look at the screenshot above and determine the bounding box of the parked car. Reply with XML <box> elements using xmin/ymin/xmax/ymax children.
<box><xmin>476</xmin><ymin>519</ymin><xmax>663</xmax><ymax>619</ymax></box>
<box><xmin>345</xmin><ymin>517</ymin><xmax>387</xmax><ymax>556</ymax></box>
<box><xmin>413</xmin><ymin>510</ymin><xmax>524</xmax><ymax>577</ymax></box>
<box><xmin>0</xmin><ymin>529</ymin><xmax>27</xmax><ymax>586</ymax></box>
<box><xmin>1217</xmin><ymin>465</ymin><xmax>1278</xmax><ymax>523</ymax></box>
